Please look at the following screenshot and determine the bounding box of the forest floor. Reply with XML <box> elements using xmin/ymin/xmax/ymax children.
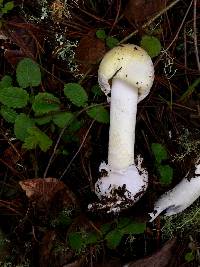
<box><xmin>0</xmin><ymin>0</ymin><xmax>200</xmax><ymax>266</ymax></box>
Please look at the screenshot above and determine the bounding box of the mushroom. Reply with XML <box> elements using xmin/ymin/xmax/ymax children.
<box><xmin>149</xmin><ymin>158</ymin><xmax>200</xmax><ymax>221</ymax></box>
<box><xmin>94</xmin><ymin>44</ymin><xmax>154</xmax><ymax>212</ymax></box>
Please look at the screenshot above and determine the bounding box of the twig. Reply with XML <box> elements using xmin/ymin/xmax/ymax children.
<box><xmin>119</xmin><ymin>0</ymin><xmax>183</xmax><ymax>44</ymax></box>
<box><xmin>43</xmin><ymin>103</ymin><xmax>107</xmax><ymax>178</ymax></box>
<box><xmin>59</xmin><ymin>120</ymin><xmax>95</xmax><ymax>180</ymax></box>
<box><xmin>193</xmin><ymin>0</ymin><xmax>200</xmax><ymax>72</ymax></box>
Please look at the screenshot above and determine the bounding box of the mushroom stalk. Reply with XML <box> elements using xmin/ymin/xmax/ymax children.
<box><xmin>108</xmin><ymin>78</ymin><xmax>138</xmax><ymax>170</ymax></box>
<box><xmin>149</xmin><ymin>159</ymin><xmax>200</xmax><ymax>221</ymax></box>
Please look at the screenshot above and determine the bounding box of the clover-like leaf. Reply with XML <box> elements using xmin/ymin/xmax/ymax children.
<box><xmin>0</xmin><ymin>87</ymin><xmax>29</xmax><ymax>108</ymax></box>
<box><xmin>158</xmin><ymin>165</ymin><xmax>173</xmax><ymax>185</ymax></box>
<box><xmin>140</xmin><ymin>35</ymin><xmax>161</xmax><ymax>58</ymax></box>
<box><xmin>64</xmin><ymin>83</ymin><xmax>88</xmax><ymax>107</ymax></box>
<box><xmin>151</xmin><ymin>143</ymin><xmax>168</xmax><ymax>164</ymax></box>
<box><xmin>86</xmin><ymin>105</ymin><xmax>109</xmax><ymax>123</ymax></box>
<box><xmin>0</xmin><ymin>106</ymin><xmax>17</xmax><ymax>123</ymax></box>
<box><xmin>16</xmin><ymin>58</ymin><xmax>41</xmax><ymax>88</ymax></box>
<box><xmin>23</xmin><ymin>126</ymin><xmax>52</xmax><ymax>152</ymax></box>
<box><xmin>52</xmin><ymin>112</ymin><xmax>74</xmax><ymax>128</ymax></box>
<box><xmin>32</xmin><ymin>93</ymin><xmax>60</xmax><ymax>115</ymax></box>
<box><xmin>0</xmin><ymin>75</ymin><xmax>12</xmax><ymax>89</ymax></box>
<box><xmin>105</xmin><ymin>229</ymin><xmax>123</xmax><ymax>249</ymax></box>
<box><xmin>14</xmin><ymin>114</ymin><xmax>35</xmax><ymax>141</ymax></box>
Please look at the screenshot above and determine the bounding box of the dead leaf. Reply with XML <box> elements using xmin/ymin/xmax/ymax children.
<box><xmin>75</xmin><ymin>30</ymin><xmax>106</xmax><ymax>73</ymax></box>
<box><xmin>3</xmin><ymin>20</ymin><xmax>43</xmax><ymax>65</ymax></box>
<box><xmin>19</xmin><ymin>177</ymin><xmax>78</xmax><ymax>210</ymax></box>
<box><xmin>126</xmin><ymin>238</ymin><xmax>177</xmax><ymax>267</ymax></box>
<box><xmin>124</xmin><ymin>0</ymin><xmax>169</xmax><ymax>24</ymax></box>
<box><xmin>2</xmin><ymin>142</ymin><xmax>22</xmax><ymax>167</ymax></box>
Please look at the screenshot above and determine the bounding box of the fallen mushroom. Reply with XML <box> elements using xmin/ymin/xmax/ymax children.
<box><xmin>92</xmin><ymin>44</ymin><xmax>154</xmax><ymax>213</ymax></box>
<box><xmin>149</xmin><ymin>158</ymin><xmax>200</xmax><ymax>221</ymax></box>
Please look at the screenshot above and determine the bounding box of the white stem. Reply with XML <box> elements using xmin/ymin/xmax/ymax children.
<box><xmin>108</xmin><ymin>79</ymin><xmax>138</xmax><ymax>171</ymax></box>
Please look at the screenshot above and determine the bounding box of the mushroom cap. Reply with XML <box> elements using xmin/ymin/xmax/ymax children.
<box><xmin>95</xmin><ymin>164</ymin><xmax>148</xmax><ymax>213</ymax></box>
<box><xmin>98</xmin><ymin>44</ymin><xmax>154</xmax><ymax>102</ymax></box>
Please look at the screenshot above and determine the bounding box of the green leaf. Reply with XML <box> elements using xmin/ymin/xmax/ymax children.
<box><xmin>105</xmin><ymin>229</ymin><xmax>123</xmax><ymax>249</ymax></box>
<box><xmin>2</xmin><ymin>1</ymin><xmax>14</xmax><ymax>14</ymax></box>
<box><xmin>91</xmin><ymin>84</ymin><xmax>103</xmax><ymax>96</ymax></box>
<box><xmin>85</xmin><ymin>232</ymin><xmax>100</xmax><ymax>245</ymax></box>
<box><xmin>0</xmin><ymin>75</ymin><xmax>12</xmax><ymax>89</ymax></box>
<box><xmin>151</xmin><ymin>143</ymin><xmax>168</xmax><ymax>164</ymax></box>
<box><xmin>117</xmin><ymin>217</ymin><xmax>132</xmax><ymax>229</ymax></box>
<box><xmin>32</xmin><ymin>92</ymin><xmax>60</xmax><ymax>115</ymax></box>
<box><xmin>185</xmin><ymin>252</ymin><xmax>195</xmax><ymax>262</ymax></box>
<box><xmin>121</xmin><ymin>222</ymin><xmax>146</xmax><ymax>234</ymax></box>
<box><xmin>14</xmin><ymin>114</ymin><xmax>35</xmax><ymax>141</ymax></box>
<box><xmin>96</xmin><ymin>29</ymin><xmax>107</xmax><ymax>40</ymax></box>
<box><xmin>68</xmin><ymin>232</ymin><xmax>85</xmax><ymax>251</ymax></box>
<box><xmin>52</xmin><ymin>112</ymin><xmax>74</xmax><ymax>128</ymax></box>
<box><xmin>86</xmin><ymin>105</ymin><xmax>109</xmax><ymax>123</ymax></box>
<box><xmin>106</xmin><ymin>36</ymin><xmax>119</xmax><ymax>49</ymax></box>
<box><xmin>0</xmin><ymin>87</ymin><xmax>29</xmax><ymax>108</ymax></box>
<box><xmin>158</xmin><ymin>165</ymin><xmax>173</xmax><ymax>185</ymax></box>
<box><xmin>0</xmin><ymin>106</ymin><xmax>17</xmax><ymax>123</ymax></box>
<box><xmin>23</xmin><ymin>126</ymin><xmax>52</xmax><ymax>152</ymax></box>
<box><xmin>100</xmin><ymin>223</ymin><xmax>112</xmax><ymax>235</ymax></box>
<box><xmin>34</xmin><ymin>115</ymin><xmax>52</xmax><ymax>125</ymax></box>
<box><xmin>64</xmin><ymin>83</ymin><xmax>88</xmax><ymax>107</ymax></box>
<box><xmin>140</xmin><ymin>35</ymin><xmax>161</xmax><ymax>58</ymax></box>
<box><xmin>16</xmin><ymin>58</ymin><xmax>41</xmax><ymax>88</ymax></box>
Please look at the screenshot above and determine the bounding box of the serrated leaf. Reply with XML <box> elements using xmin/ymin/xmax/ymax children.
<box><xmin>68</xmin><ymin>232</ymin><xmax>85</xmax><ymax>251</ymax></box>
<box><xmin>121</xmin><ymin>222</ymin><xmax>146</xmax><ymax>234</ymax></box>
<box><xmin>151</xmin><ymin>143</ymin><xmax>168</xmax><ymax>164</ymax></box>
<box><xmin>96</xmin><ymin>29</ymin><xmax>107</xmax><ymax>40</ymax></box>
<box><xmin>106</xmin><ymin>36</ymin><xmax>119</xmax><ymax>49</ymax></box>
<box><xmin>16</xmin><ymin>58</ymin><xmax>41</xmax><ymax>88</ymax></box>
<box><xmin>52</xmin><ymin>112</ymin><xmax>74</xmax><ymax>128</ymax></box>
<box><xmin>32</xmin><ymin>93</ymin><xmax>60</xmax><ymax>115</ymax></box>
<box><xmin>86</xmin><ymin>105</ymin><xmax>109</xmax><ymax>123</ymax></box>
<box><xmin>140</xmin><ymin>35</ymin><xmax>161</xmax><ymax>58</ymax></box>
<box><xmin>158</xmin><ymin>165</ymin><xmax>173</xmax><ymax>185</ymax></box>
<box><xmin>23</xmin><ymin>126</ymin><xmax>52</xmax><ymax>152</ymax></box>
<box><xmin>0</xmin><ymin>106</ymin><xmax>17</xmax><ymax>123</ymax></box>
<box><xmin>105</xmin><ymin>229</ymin><xmax>123</xmax><ymax>249</ymax></box>
<box><xmin>64</xmin><ymin>83</ymin><xmax>88</xmax><ymax>107</ymax></box>
<box><xmin>34</xmin><ymin>115</ymin><xmax>52</xmax><ymax>125</ymax></box>
<box><xmin>14</xmin><ymin>114</ymin><xmax>35</xmax><ymax>141</ymax></box>
<box><xmin>0</xmin><ymin>75</ymin><xmax>12</xmax><ymax>89</ymax></box>
<box><xmin>0</xmin><ymin>87</ymin><xmax>29</xmax><ymax>108</ymax></box>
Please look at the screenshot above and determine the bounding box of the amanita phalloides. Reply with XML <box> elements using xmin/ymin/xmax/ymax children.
<box><xmin>149</xmin><ymin>158</ymin><xmax>200</xmax><ymax>221</ymax></box>
<box><xmin>93</xmin><ymin>44</ymin><xmax>154</xmax><ymax>212</ymax></box>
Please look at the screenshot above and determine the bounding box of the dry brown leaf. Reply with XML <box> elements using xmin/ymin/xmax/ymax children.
<box><xmin>126</xmin><ymin>238</ymin><xmax>177</xmax><ymax>267</ymax></box>
<box><xmin>2</xmin><ymin>142</ymin><xmax>23</xmax><ymax>167</ymax></box>
<box><xmin>19</xmin><ymin>177</ymin><xmax>78</xmax><ymax>209</ymax></box>
<box><xmin>75</xmin><ymin>30</ymin><xmax>106</xmax><ymax>73</ymax></box>
<box><xmin>124</xmin><ymin>0</ymin><xmax>169</xmax><ymax>24</ymax></box>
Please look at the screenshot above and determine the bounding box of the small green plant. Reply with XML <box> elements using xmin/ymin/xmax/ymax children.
<box><xmin>0</xmin><ymin>0</ymin><xmax>14</xmax><ymax>27</ymax></box>
<box><xmin>140</xmin><ymin>35</ymin><xmax>162</xmax><ymax>58</ymax></box>
<box><xmin>67</xmin><ymin>217</ymin><xmax>145</xmax><ymax>253</ymax></box>
<box><xmin>151</xmin><ymin>143</ymin><xmax>173</xmax><ymax>185</ymax></box>
<box><xmin>0</xmin><ymin>57</ymin><xmax>109</xmax><ymax>152</ymax></box>
<box><xmin>96</xmin><ymin>29</ymin><xmax>119</xmax><ymax>49</ymax></box>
